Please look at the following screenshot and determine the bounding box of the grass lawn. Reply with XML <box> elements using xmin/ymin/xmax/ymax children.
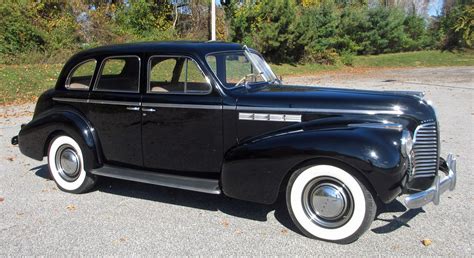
<box><xmin>0</xmin><ymin>50</ymin><xmax>473</xmax><ymax>105</ymax></box>
<box><xmin>352</xmin><ymin>50</ymin><xmax>474</xmax><ymax>67</ymax></box>
<box><xmin>0</xmin><ymin>64</ymin><xmax>62</xmax><ymax>104</ymax></box>
<box><xmin>271</xmin><ymin>62</ymin><xmax>342</xmax><ymax>77</ymax></box>
<box><xmin>272</xmin><ymin>50</ymin><xmax>474</xmax><ymax>77</ymax></box>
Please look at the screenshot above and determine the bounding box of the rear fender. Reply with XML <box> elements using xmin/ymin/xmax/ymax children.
<box><xmin>18</xmin><ymin>107</ymin><xmax>102</xmax><ymax>170</ymax></box>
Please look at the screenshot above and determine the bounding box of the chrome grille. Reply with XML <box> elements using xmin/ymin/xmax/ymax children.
<box><xmin>413</xmin><ymin>121</ymin><xmax>439</xmax><ymax>178</ymax></box>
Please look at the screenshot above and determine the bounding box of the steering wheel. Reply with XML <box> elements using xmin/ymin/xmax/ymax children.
<box><xmin>236</xmin><ymin>73</ymin><xmax>258</xmax><ymax>88</ymax></box>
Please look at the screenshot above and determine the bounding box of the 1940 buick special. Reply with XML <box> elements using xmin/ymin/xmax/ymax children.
<box><xmin>12</xmin><ymin>42</ymin><xmax>456</xmax><ymax>243</ymax></box>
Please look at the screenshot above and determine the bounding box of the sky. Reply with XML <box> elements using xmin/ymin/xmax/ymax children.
<box><xmin>428</xmin><ymin>0</ymin><xmax>444</xmax><ymax>16</ymax></box>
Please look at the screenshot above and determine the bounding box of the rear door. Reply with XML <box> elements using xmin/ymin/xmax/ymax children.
<box><xmin>87</xmin><ymin>55</ymin><xmax>143</xmax><ymax>167</ymax></box>
<box><xmin>141</xmin><ymin>55</ymin><xmax>223</xmax><ymax>173</ymax></box>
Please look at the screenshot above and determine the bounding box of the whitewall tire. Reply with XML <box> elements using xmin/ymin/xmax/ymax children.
<box><xmin>47</xmin><ymin>135</ymin><xmax>97</xmax><ymax>193</ymax></box>
<box><xmin>286</xmin><ymin>164</ymin><xmax>376</xmax><ymax>244</ymax></box>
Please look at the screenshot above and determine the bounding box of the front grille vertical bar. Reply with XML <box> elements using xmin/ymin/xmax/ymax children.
<box><xmin>413</xmin><ymin>121</ymin><xmax>439</xmax><ymax>178</ymax></box>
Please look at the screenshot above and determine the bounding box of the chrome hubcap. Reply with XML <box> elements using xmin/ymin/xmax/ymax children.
<box><xmin>55</xmin><ymin>145</ymin><xmax>80</xmax><ymax>182</ymax></box>
<box><xmin>312</xmin><ymin>184</ymin><xmax>346</xmax><ymax>219</ymax></box>
<box><xmin>302</xmin><ymin>176</ymin><xmax>354</xmax><ymax>228</ymax></box>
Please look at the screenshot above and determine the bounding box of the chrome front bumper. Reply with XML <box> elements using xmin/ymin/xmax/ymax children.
<box><xmin>403</xmin><ymin>153</ymin><xmax>457</xmax><ymax>209</ymax></box>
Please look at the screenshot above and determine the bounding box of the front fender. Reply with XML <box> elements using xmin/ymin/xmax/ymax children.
<box><xmin>18</xmin><ymin>106</ymin><xmax>102</xmax><ymax>171</ymax></box>
<box><xmin>221</xmin><ymin>126</ymin><xmax>407</xmax><ymax>204</ymax></box>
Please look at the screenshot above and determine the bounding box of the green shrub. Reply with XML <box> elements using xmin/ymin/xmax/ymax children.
<box><xmin>363</xmin><ymin>7</ymin><xmax>407</xmax><ymax>54</ymax></box>
<box><xmin>339</xmin><ymin>50</ymin><xmax>355</xmax><ymax>66</ymax></box>
<box><xmin>337</xmin><ymin>5</ymin><xmax>370</xmax><ymax>54</ymax></box>
<box><xmin>454</xmin><ymin>4</ymin><xmax>473</xmax><ymax>47</ymax></box>
<box><xmin>440</xmin><ymin>3</ymin><xmax>473</xmax><ymax>50</ymax></box>
<box><xmin>35</xmin><ymin>2</ymin><xmax>79</xmax><ymax>51</ymax></box>
<box><xmin>403</xmin><ymin>14</ymin><xmax>431</xmax><ymax>51</ymax></box>
<box><xmin>227</xmin><ymin>2</ymin><xmax>434</xmax><ymax>64</ymax></box>
<box><xmin>114</xmin><ymin>0</ymin><xmax>175</xmax><ymax>41</ymax></box>
<box><xmin>293</xmin><ymin>2</ymin><xmax>341</xmax><ymax>61</ymax></box>
<box><xmin>0</xmin><ymin>3</ymin><xmax>46</xmax><ymax>55</ymax></box>
<box><xmin>302</xmin><ymin>48</ymin><xmax>340</xmax><ymax>64</ymax></box>
<box><xmin>229</xmin><ymin>0</ymin><xmax>297</xmax><ymax>63</ymax></box>
<box><xmin>0</xmin><ymin>0</ymin><xmax>464</xmax><ymax>66</ymax></box>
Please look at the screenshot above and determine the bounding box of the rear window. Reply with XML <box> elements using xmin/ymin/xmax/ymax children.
<box><xmin>66</xmin><ymin>59</ymin><xmax>96</xmax><ymax>90</ymax></box>
<box><xmin>94</xmin><ymin>56</ymin><xmax>140</xmax><ymax>93</ymax></box>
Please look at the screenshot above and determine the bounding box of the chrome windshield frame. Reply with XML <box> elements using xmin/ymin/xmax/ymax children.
<box><xmin>243</xmin><ymin>46</ymin><xmax>278</xmax><ymax>83</ymax></box>
<box><xmin>243</xmin><ymin>46</ymin><xmax>268</xmax><ymax>82</ymax></box>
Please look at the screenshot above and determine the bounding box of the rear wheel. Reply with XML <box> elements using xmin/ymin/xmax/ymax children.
<box><xmin>47</xmin><ymin>135</ymin><xmax>97</xmax><ymax>193</ymax></box>
<box><xmin>286</xmin><ymin>164</ymin><xmax>376</xmax><ymax>244</ymax></box>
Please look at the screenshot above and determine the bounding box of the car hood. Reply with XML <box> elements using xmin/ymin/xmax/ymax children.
<box><xmin>233</xmin><ymin>84</ymin><xmax>436</xmax><ymax>122</ymax></box>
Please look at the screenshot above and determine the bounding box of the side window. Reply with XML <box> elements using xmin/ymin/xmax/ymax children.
<box><xmin>148</xmin><ymin>56</ymin><xmax>210</xmax><ymax>94</ymax></box>
<box><xmin>101</xmin><ymin>59</ymin><xmax>126</xmax><ymax>75</ymax></box>
<box><xmin>150</xmin><ymin>58</ymin><xmax>176</xmax><ymax>84</ymax></box>
<box><xmin>206</xmin><ymin>55</ymin><xmax>217</xmax><ymax>75</ymax></box>
<box><xmin>95</xmin><ymin>56</ymin><xmax>140</xmax><ymax>92</ymax></box>
<box><xmin>66</xmin><ymin>59</ymin><xmax>96</xmax><ymax>90</ymax></box>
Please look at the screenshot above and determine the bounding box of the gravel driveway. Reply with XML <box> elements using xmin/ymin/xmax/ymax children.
<box><xmin>0</xmin><ymin>66</ymin><xmax>472</xmax><ymax>255</ymax></box>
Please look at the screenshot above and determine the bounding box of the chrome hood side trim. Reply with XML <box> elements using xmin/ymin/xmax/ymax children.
<box><xmin>348</xmin><ymin>123</ymin><xmax>403</xmax><ymax>131</ymax></box>
<box><xmin>236</xmin><ymin>106</ymin><xmax>404</xmax><ymax>115</ymax></box>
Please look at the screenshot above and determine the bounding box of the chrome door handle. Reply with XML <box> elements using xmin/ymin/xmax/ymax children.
<box><xmin>126</xmin><ymin>106</ymin><xmax>140</xmax><ymax>111</ymax></box>
<box><xmin>142</xmin><ymin>108</ymin><xmax>156</xmax><ymax>112</ymax></box>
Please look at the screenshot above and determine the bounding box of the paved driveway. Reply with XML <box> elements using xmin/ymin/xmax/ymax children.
<box><xmin>0</xmin><ymin>67</ymin><xmax>472</xmax><ymax>255</ymax></box>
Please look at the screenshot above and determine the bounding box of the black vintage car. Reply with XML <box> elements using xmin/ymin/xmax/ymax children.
<box><xmin>12</xmin><ymin>41</ymin><xmax>456</xmax><ymax>243</ymax></box>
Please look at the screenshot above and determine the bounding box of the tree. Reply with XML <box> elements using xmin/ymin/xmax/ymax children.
<box><xmin>453</xmin><ymin>4</ymin><xmax>473</xmax><ymax>47</ymax></box>
<box><xmin>229</xmin><ymin>0</ymin><xmax>297</xmax><ymax>63</ymax></box>
<box><xmin>293</xmin><ymin>2</ymin><xmax>341</xmax><ymax>63</ymax></box>
<box><xmin>440</xmin><ymin>2</ymin><xmax>473</xmax><ymax>50</ymax></box>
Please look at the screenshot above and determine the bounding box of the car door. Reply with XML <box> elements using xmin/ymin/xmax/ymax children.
<box><xmin>87</xmin><ymin>55</ymin><xmax>143</xmax><ymax>167</ymax></box>
<box><xmin>141</xmin><ymin>55</ymin><xmax>223</xmax><ymax>174</ymax></box>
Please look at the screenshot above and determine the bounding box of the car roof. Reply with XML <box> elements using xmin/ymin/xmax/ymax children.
<box><xmin>74</xmin><ymin>41</ymin><xmax>244</xmax><ymax>58</ymax></box>
<box><xmin>57</xmin><ymin>41</ymin><xmax>247</xmax><ymax>90</ymax></box>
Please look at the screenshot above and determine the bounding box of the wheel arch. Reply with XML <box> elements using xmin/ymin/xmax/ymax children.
<box><xmin>18</xmin><ymin>107</ymin><xmax>103</xmax><ymax>171</ymax></box>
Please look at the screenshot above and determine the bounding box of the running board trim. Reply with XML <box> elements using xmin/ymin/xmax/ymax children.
<box><xmin>91</xmin><ymin>165</ymin><xmax>221</xmax><ymax>194</ymax></box>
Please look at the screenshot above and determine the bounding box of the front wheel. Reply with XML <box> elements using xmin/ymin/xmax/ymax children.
<box><xmin>286</xmin><ymin>164</ymin><xmax>376</xmax><ymax>244</ymax></box>
<box><xmin>47</xmin><ymin>135</ymin><xmax>97</xmax><ymax>193</ymax></box>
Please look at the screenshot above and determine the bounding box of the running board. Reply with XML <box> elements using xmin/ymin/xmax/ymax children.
<box><xmin>91</xmin><ymin>165</ymin><xmax>221</xmax><ymax>194</ymax></box>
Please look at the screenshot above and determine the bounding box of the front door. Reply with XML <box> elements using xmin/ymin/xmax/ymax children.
<box><xmin>87</xmin><ymin>55</ymin><xmax>143</xmax><ymax>167</ymax></box>
<box><xmin>141</xmin><ymin>55</ymin><xmax>223</xmax><ymax>173</ymax></box>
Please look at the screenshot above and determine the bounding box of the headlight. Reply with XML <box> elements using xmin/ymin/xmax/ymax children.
<box><xmin>401</xmin><ymin>130</ymin><xmax>413</xmax><ymax>157</ymax></box>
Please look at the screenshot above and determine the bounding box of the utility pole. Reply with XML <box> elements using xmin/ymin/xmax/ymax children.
<box><xmin>211</xmin><ymin>0</ymin><xmax>216</xmax><ymax>41</ymax></box>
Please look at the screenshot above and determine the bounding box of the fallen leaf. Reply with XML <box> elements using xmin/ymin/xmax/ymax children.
<box><xmin>6</xmin><ymin>156</ymin><xmax>15</xmax><ymax>161</ymax></box>
<box><xmin>281</xmin><ymin>229</ymin><xmax>288</xmax><ymax>234</ymax></box>
<box><xmin>0</xmin><ymin>196</ymin><xmax>4</xmax><ymax>202</ymax></box>
<box><xmin>112</xmin><ymin>237</ymin><xmax>128</xmax><ymax>245</ymax></box>
<box><xmin>421</xmin><ymin>239</ymin><xmax>432</xmax><ymax>246</ymax></box>
<box><xmin>221</xmin><ymin>219</ymin><xmax>229</xmax><ymax>227</ymax></box>
<box><xmin>66</xmin><ymin>204</ymin><xmax>76</xmax><ymax>211</ymax></box>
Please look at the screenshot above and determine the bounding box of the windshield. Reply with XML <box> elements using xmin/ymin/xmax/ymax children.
<box><xmin>206</xmin><ymin>49</ymin><xmax>279</xmax><ymax>89</ymax></box>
